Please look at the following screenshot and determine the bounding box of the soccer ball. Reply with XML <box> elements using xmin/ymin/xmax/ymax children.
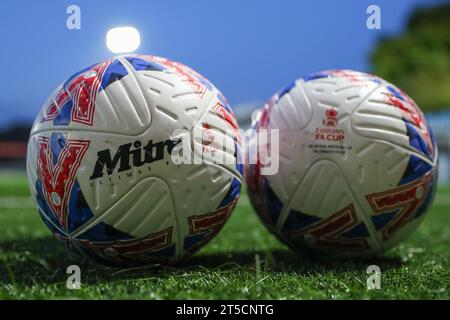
<box><xmin>26</xmin><ymin>55</ymin><xmax>242</xmax><ymax>266</ymax></box>
<box><xmin>246</xmin><ymin>70</ymin><xmax>438</xmax><ymax>259</ymax></box>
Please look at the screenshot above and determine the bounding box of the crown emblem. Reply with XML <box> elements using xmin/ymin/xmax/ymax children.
<box><xmin>323</xmin><ymin>108</ymin><xmax>338</xmax><ymax>127</ymax></box>
<box><xmin>326</xmin><ymin>108</ymin><xmax>337</xmax><ymax>118</ymax></box>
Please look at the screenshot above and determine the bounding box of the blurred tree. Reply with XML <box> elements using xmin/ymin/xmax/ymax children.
<box><xmin>371</xmin><ymin>2</ymin><xmax>450</xmax><ymax>111</ymax></box>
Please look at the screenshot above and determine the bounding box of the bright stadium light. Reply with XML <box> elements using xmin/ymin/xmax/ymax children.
<box><xmin>106</xmin><ymin>26</ymin><xmax>141</xmax><ymax>54</ymax></box>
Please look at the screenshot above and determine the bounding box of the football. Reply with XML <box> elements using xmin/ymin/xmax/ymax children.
<box><xmin>246</xmin><ymin>70</ymin><xmax>438</xmax><ymax>259</ymax></box>
<box><xmin>26</xmin><ymin>55</ymin><xmax>242</xmax><ymax>266</ymax></box>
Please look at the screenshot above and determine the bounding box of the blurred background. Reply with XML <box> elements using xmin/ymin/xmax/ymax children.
<box><xmin>0</xmin><ymin>0</ymin><xmax>448</xmax><ymax>183</ymax></box>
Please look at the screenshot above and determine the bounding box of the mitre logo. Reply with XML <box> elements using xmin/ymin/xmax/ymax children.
<box><xmin>323</xmin><ymin>108</ymin><xmax>338</xmax><ymax>127</ymax></box>
<box><xmin>90</xmin><ymin>138</ymin><xmax>181</xmax><ymax>180</ymax></box>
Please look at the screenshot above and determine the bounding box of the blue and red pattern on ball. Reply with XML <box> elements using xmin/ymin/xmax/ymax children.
<box><xmin>35</xmin><ymin>135</ymin><xmax>138</xmax><ymax>238</ymax></box>
<box><xmin>59</xmin><ymin>227</ymin><xmax>176</xmax><ymax>266</ymax></box>
<box><xmin>183</xmin><ymin>139</ymin><xmax>242</xmax><ymax>254</ymax></box>
<box><xmin>248</xmin><ymin>175</ymin><xmax>372</xmax><ymax>253</ymax></box>
<box><xmin>125</xmin><ymin>56</ymin><xmax>166</xmax><ymax>72</ymax></box>
<box><xmin>41</xmin><ymin>59</ymin><xmax>128</xmax><ymax>126</ymax></box>
<box><xmin>367</xmin><ymin>84</ymin><xmax>438</xmax><ymax>238</ymax></box>
<box><xmin>35</xmin><ymin>133</ymin><xmax>90</xmax><ymax>233</ymax></box>
<box><xmin>366</xmin><ymin>85</ymin><xmax>438</xmax><ymax>237</ymax></box>
<box><xmin>181</xmin><ymin>87</ymin><xmax>242</xmax><ymax>254</ymax></box>
<box><xmin>34</xmin><ymin>132</ymin><xmax>176</xmax><ymax>265</ymax></box>
<box><xmin>302</xmin><ymin>70</ymin><xmax>382</xmax><ymax>84</ymax></box>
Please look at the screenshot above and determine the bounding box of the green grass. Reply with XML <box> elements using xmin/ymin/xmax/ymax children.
<box><xmin>0</xmin><ymin>173</ymin><xmax>448</xmax><ymax>299</ymax></box>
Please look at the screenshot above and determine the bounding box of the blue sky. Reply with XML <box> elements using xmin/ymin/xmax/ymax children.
<box><xmin>0</xmin><ymin>0</ymin><xmax>441</xmax><ymax>127</ymax></box>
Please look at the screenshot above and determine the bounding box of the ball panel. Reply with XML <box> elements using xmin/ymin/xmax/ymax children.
<box><xmin>74</xmin><ymin>177</ymin><xmax>177</xmax><ymax>239</ymax></box>
<box><xmin>268</xmin><ymin>80</ymin><xmax>312</xmax><ymax>131</ymax></box>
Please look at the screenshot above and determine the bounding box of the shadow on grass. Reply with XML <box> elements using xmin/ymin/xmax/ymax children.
<box><xmin>0</xmin><ymin>236</ymin><xmax>403</xmax><ymax>287</ymax></box>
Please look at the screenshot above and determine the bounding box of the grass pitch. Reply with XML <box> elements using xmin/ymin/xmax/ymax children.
<box><xmin>0</xmin><ymin>172</ymin><xmax>448</xmax><ymax>299</ymax></box>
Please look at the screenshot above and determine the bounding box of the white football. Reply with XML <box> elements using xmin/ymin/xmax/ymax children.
<box><xmin>26</xmin><ymin>55</ymin><xmax>242</xmax><ymax>266</ymax></box>
<box><xmin>246</xmin><ymin>70</ymin><xmax>438</xmax><ymax>259</ymax></box>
